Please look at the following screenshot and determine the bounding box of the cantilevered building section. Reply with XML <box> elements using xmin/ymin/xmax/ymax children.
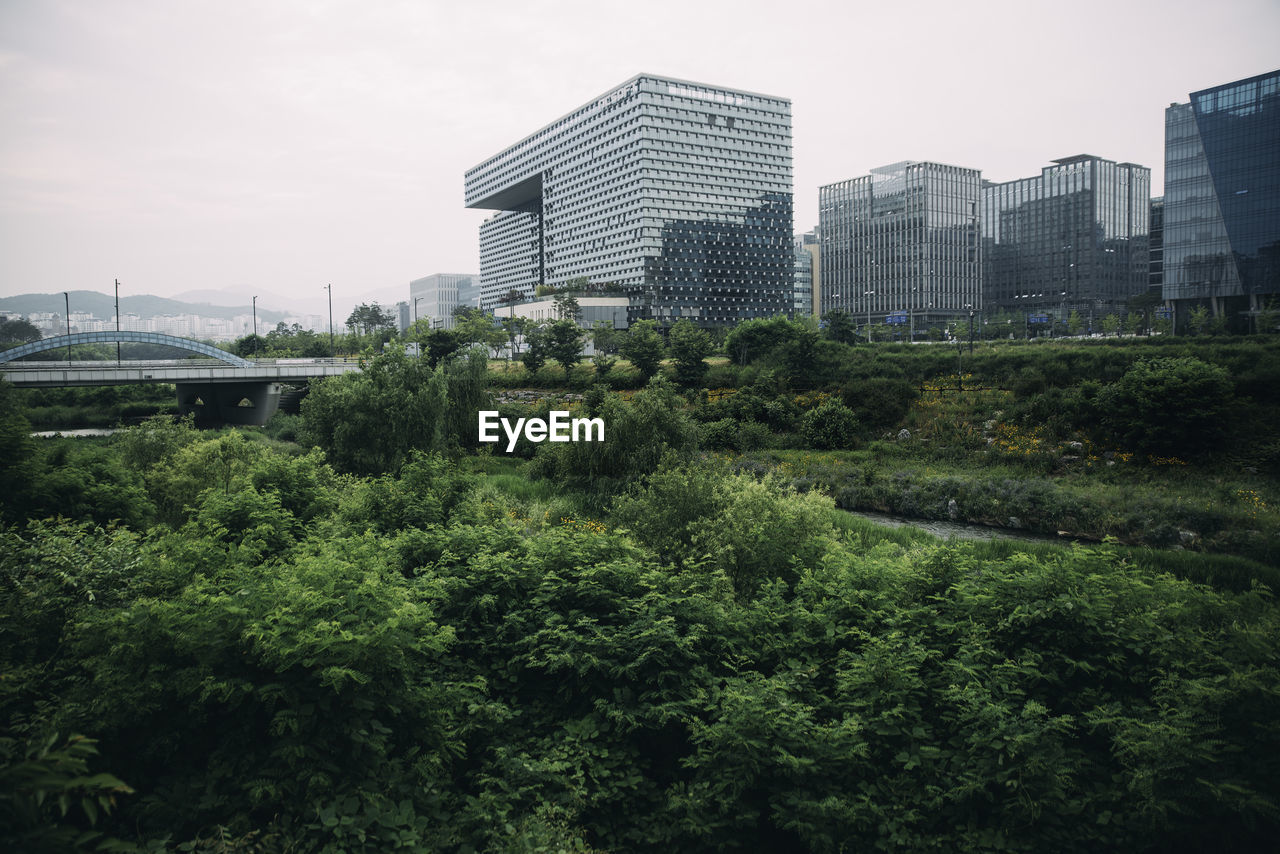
<box><xmin>464</xmin><ymin>73</ymin><xmax>794</xmax><ymax>326</ymax></box>
<box><xmin>1163</xmin><ymin>70</ymin><xmax>1280</xmax><ymax>331</ymax></box>
<box><xmin>981</xmin><ymin>155</ymin><xmax>1150</xmax><ymax>322</ymax></box>
<box><xmin>819</xmin><ymin>162</ymin><xmax>982</xmax><ymax>332</ymax></box>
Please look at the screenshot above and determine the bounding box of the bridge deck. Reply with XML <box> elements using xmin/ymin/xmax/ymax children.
<box><xmin>0</xmin><ymin>358</ymin><xmax>363</xmax><ymax>387</ymax></box>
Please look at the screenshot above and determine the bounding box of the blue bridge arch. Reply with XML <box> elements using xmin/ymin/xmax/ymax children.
<box><xmin>0</xmin><ymin>331</ymin><xmax>252</xmax><ymax>366</ymax></box>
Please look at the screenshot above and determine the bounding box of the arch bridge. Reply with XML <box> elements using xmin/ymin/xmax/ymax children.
<box><xmin>1</xmin><ymin>332</ymin><xmax>360</xmax><ymax>425</ymax></box>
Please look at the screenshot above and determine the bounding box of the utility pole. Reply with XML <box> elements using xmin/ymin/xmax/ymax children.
<box><xmin>62</xmin><ymin>291</ymin><xmax>71</xmax><ymax>365</ymax></box>
<box><xmin>252</xmin><ymin>295</ymin><xmax>258</xmax><ymax>356</ymax></box>
<box><xmin>114</xmin><ymin>279</ymin><xmax>121</xmax><ymax>365</ymax></box>
<box><xmin>325</xmin><ymin>283</ymin><xmax>334</xmax><ymax>357</ymax></box>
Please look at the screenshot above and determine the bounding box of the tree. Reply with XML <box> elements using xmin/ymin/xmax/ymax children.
<box><xmin>232</xmin><ymin>333</ymin><xmax>267</xmax><ymax>357</ymax></box>
<box><xmin>502</xmin><ymin>315</ymin><xmax>533</xmax><ymax>360</ymax></box>
<box><xmin>1257</xmin><ymin>298</ymin><xmax>1280</xmax><ymax>334</ymax></box>
<box><xmin>1067</xmin><ymin>311</ymin><xmax>1084</xmax><ymax>335</ymax></box>
<box><xmin>299</xmin><ymin>349</ymin><xmax>448</xmax><ymax>475</ymax></box>
<box><xmin>346</xmin><ymin>302</ymin><xmax>396</xmax><ymax>335</ymax></box>
<box><xmin>667</xmin><ymin>318</ymin><xmax>712</xmax><ymax>386</ymax></box>
<box><xmin>1101</xmin><ymin>314</ymin><xmax>1121</xmax><ymax>337</ymax></box>
<box><xmin>0</xmin><ymin>316</ymin><xmax>41</xmax><ymax>350</ymax></box>
<box><xmin>1187</xmin><ymin>305</ymin><xmax>1211</xmax><ymax>336</ymax></box>
<box><xmin>1124</xmin><ymin>312</ymin><xmax>1144</xmax><ymax>336</ymax></box>
<box><xmin>723</xmin><ymin>316</ymin><xmax>804</xmax><ymax>365</ymax></box>
<box><xmin>821</xmin><ymin>310</ymin><xmax>857</xmax><ymax>345</ymax></box>
<box><xmin>591</xmin><ymin>320</ymin><xmax>621</xmax><ymax>355</ymax></box>
<box><xmin>521</xmin><ymin>324</ymin><xmax>549</xmax><ymax>374</ymax></box>
<box><xmin>619</xmin><ymin>319</ymin><xmax>664</xmax><ymax>380</ymax></box>
<box><xmin>553</xmin><ymin>293</ymin><xmax>582</xmax><ymax>322</ymax></box>
<box><xmin>545</xmin><ymin>318</ymin><xmax>586</xmax><ymax>381</ymax></box>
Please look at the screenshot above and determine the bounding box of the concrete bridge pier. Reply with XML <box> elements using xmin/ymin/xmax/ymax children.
<box><xmin>176</xmin><ymin>381</ymin><xmax>282</xmax><ymax>426</ymax></box>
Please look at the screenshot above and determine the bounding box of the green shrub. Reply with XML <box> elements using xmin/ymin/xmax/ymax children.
<box><xmin>1099</xmin><ymin>356</ymin><xmax>1234</xmax><ymax>458</ymax></box>
<box><xmin>800</xmin><ymin>400</ymin><xmax>859</xmax><ymax>449</ymax></box>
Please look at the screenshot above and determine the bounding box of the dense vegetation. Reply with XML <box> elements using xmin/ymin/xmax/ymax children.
<box><xmin>3</xmin><ymin>329</ymin><xmax>1280</xmax><ymax>851</ymax></box>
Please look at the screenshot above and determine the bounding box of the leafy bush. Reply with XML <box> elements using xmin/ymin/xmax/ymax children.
<box><xmin>529</xmin><ymin>376</ymin><xmax>698</xmax><ymax>493</ymax></box>
<box><xmin>800</xmin><ymin>400</ymin><xmax>859</xmax><ymax>449</ymax></box>
<box><xmin>1099</xmin><ymin>356</ymin><xmax>1234</xmax><ymax>457</ymax></box>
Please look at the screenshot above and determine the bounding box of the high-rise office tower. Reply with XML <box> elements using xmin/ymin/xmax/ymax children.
<box><xmin>409</xmin><ymin>273</ymin><xmax>480</xmax><ymax>330</ymax></box>
<box><xmin>1163</xmin><ymin>70</ymin><xmax>1279</xmax><ymax>330</ymax></box>
<box><xmin>981</xmin><ymin>155</ymin><xmax>1150</xmax><ymax>324</ymax></box>
<box><xmin>464</xmin><ymin>74</ymin><xmax>794</xmax><ymax>326</ymax></box>
<box><xmin>819</xmin><ymin>162</ymin><xmax>982</xmax><ymax>335</ymax></box>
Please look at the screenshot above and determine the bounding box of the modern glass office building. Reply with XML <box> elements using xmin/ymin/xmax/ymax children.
<box><xmin>409</xmin><ymin>273</ymin><xmax>480</xmax><ymax>330</ymax></box>
<box><xmin>981</xmin><ymin>155</ymin><xmax>1150</xmax><ymax>324</ymax></box>
<box><xmin>464</xmin><ymin>74</ymin><xmax>793</xmax><ymax>327</ymax></box>
<box><xmin>818</xmin><ymin>162</ymin><xmax>982</xmax><ymax>333</ymax></box>
<box><xmin>1163</xmin><ymin>70</ymin><xmax>1279</xmax><ymax>330</ymax></box>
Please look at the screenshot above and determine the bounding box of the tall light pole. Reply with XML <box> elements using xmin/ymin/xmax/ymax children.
<box><xmin>114</xmin><ymin>279</ymin><xmax>121</xmax><ymax>366</ymax></box>
<box><xmin>864</xmin><ymin>289</ymin><xmax>875</xmax><ymax>343</ymax></box>
<box><xmin>324</xmin><ymin>284</ymin><xmax>334</xmax><ymax>357</ymax></box>
<box><xmin>252</xmin><ymin>295</ymin><xmax>258</xmax><ymax>356</ymax></box>
<box><xmin>62</xmin><ymin>291</ymin><xmax>71</xmax><ymax>365</ymax></box>
<box><xmin>414</xmin><ymin>296</ymin><xmax>423</xmax><ymax>325</ymax></box>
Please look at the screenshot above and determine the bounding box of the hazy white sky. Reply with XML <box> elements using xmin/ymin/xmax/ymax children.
<box><xmin>2</xmin><ymin>0</ymin><xmax>1277</xmax><ymax>316</ymax></box>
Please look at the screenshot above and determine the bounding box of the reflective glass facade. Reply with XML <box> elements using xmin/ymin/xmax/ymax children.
<box><xmin>1163</xmin><ymin>71</ymin><xmax>1280</xmax><ymax>319</ymax></box>
<box><xmin>465</xmin><ymin>74</ymin><xmax>793</xmax><ymax>326</ymax></box>
<box><xmin>409</xmin><ymin>273</ymin><xmax>479</xmax><ymax>330</ymax></box>
<box><xmin>981</xmin><ymin>155</ymin><xmax>1150</xmax><ymax>319</ymax></box>
<box><xmin>818</xmin><ymin>162</ymin><xmax>981</xmax><ymax>324</ymax></box>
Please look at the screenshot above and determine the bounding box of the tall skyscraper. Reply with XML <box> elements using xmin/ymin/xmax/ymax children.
<box><xmin>464</xmin><ymin>73</ymin><xmax>794</xmax><ymax>327</ymax></box>
<box><xmin>409</xmin><ymin>273</ymin><xmax>479</xmax><ymax>330</ymax></box>
<box><xmin>819</xmin><ymin>161</ymin><xmax>981</xmax><ymax>335</ymax></box>
<box><xmin>1163</xmin><ymin>70</ymin><xmax>1279</xmax><ymax>330</ymax></box>
<box><xmin>981</xmin><ymin>155</ymin><xmax>1150</xmax><ymax>324</ymax></box>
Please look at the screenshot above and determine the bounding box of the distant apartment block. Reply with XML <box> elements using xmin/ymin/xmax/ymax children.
<box><xmin>819</xmin><ymin>162</ymin><xmax>982</xmax><ymax>334</ymax></box>
<box><xmin>409</xmin><ymin>273</ymin><xmax>480</xmax><ymax>330</ymax></box>
<box><xmin>1163</xmin><ymin>70</ymin><xmax>1279</xmax><ymax>331</ymax></box>
<box><xmin>464</xmin><ymin>73</ymin><xmax>794</xmax><ymax>327</ymax></box>
<box><xmin>982</xmin><ymin>155</ymin><xmax>1150</xmax><ymax>324</ymax></box>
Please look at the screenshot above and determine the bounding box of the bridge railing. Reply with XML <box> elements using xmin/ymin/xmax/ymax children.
<box><xmin>1</xmin><ymin>357</ymin><xmax>364</xmax><ymax>371</ymax></box>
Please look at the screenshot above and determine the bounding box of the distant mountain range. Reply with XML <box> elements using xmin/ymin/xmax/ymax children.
<box><xmin>0</xmin><ymin>291</ymin><xmax>290</xmax><ymax>324</ymax></box>
<box><xmin>2</xmin><ymin>287</ymin><xmax>415</xmax><ymax>326</ymax></box>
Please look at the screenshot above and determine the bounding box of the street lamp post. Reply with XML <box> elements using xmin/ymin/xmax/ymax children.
<box><xmin>324</xmin><ymin>284</ymin><xmax>334</xmax><ymax>357</ymax></box>
<box><xmin>968</xmin><ymin>307</ymin><xmax>975</xmax><ymax>354</ymax></box>
<box><xmin>864</xmin><ymin>290</ymin><xmax>875</xmax><ymax>343</ymax></box>
<box><xmin>252</xmin><ymin>295</ymin><xmax>258</xmax><ymax>356</ymax></box>
<box><xmin>414</xmin><ymin>296</ymin><xmax>423</xmax><ymax>325</ymax></box>
<box><xmin>62</xmin><ymin>291</ymin><xmax>71</xmax><ymax>365</ymax></box>
<box><xmin>114</xmin><ymin>279</ymin><xmax>121</xmax><ymax>366</ymax></box>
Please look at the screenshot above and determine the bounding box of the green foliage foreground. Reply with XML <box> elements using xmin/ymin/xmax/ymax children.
<box><xmin>2</xmin><ymin>445</ymin><xmax>1278</xmax><ymax>851</ymax></box>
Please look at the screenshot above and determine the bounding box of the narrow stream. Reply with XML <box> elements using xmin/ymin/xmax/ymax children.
<box><xmin>845</xmin><ymin>509</ymin><xmax>1074</xmax><ymax>545</ymax></box>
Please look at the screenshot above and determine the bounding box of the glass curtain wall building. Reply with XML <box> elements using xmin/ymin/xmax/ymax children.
<box><xmin>1163</xmin><ymin>70</ymin><xmax>1279</xmax><ymax>330</ymax></box>
<box><xmin>409</xmin><ymin>273</ymin><xmax>480</xmax><ymax>330</ymax></box>
<box><xmin>981</xmin><ymin>155</ymin><xmax>1150</xmax><ymax>326</ymax></box>
<box><xmin>818</xmin><ymin>162</ymin><xmax>981</xmax><ymax>335</ymax></box>
<box><xmin>464</xmin><ymin>74</ymin><xmax>793</xmax><ymax>327</ymax></box>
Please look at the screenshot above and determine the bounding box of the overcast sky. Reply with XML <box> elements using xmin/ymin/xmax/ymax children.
<box><xmin>2</xmin><ymin>0</ymin><xmax>1277</xmax><ymax>317</ymax></box>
